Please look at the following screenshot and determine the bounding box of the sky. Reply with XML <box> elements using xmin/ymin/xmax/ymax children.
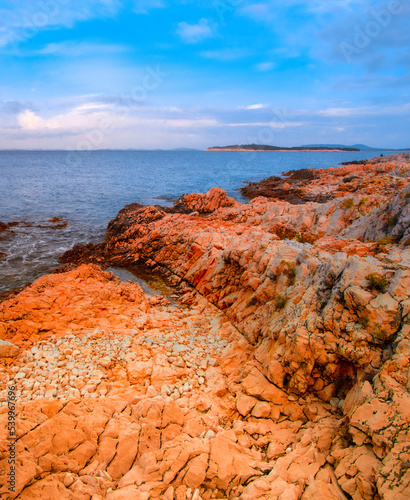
<box><xmin>0</xmin><ymin>0</ymin><xmax>409</xmax><ymax>150</ymax></box>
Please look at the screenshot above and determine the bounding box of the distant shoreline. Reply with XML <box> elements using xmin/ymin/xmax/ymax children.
<box><xmin>206</xmin><ymin>148</ymin><xmax>359</xmax><ymax>152</ymax></box>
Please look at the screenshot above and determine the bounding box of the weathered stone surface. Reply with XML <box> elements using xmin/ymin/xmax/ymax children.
<box><xmin>0</xmin><ymin>339</ymin><xmax>19</xmax><ymax>357</ymax></box>
<box><xmin>172</xmin><ymin>187</ymin><xmax>240</xmax><ymax>214</ymax></box>
<box><xmin>1</xmin><ymin>154</ymin><xmax>409</xmax><ymax>499</ymax></box>
<box><xmin>242</xmin><ymin>368</ymin><xmax>288</xmax><ymax>404</ymax></box>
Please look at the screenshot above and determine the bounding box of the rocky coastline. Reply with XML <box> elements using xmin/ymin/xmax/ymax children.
<box><xmin>1</xmin><ymin>154</ymin><xmax>410</xmax><ymax>499</ymax></box>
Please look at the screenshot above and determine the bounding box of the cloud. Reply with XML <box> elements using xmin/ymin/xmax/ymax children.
<box><xmin>11</xmin><ymin>41</ymin><xmax>128</xmax><ymax>57</ymax></box>
<box><xmin>176</xmin><ymin>18</ymin><xmax>215</xmax><ymax>44</ymax></box>
<box><xmin>200</xmin><ymin>48</ymin><xmax>249</xmax><ymax>61</ymax></box>
<box><xmin>256</xmin><ymin>62</ymin><xmax>276</xmax><ymax>71</ymax></box>
<box><xmin>0</xmin><ymin>1</ymin><xmax>124</xmax><ymax>48</ymax></box>
<box><xmin>133</xmin><ymin>0</ymin><xmax>166</xmax><ymax>14</ymax></box>
<box><xmin>0</xmin><ymin>100</ymin><xmax>31</xmax><ymax>114</ymax></box>
<box><xmin>317</xmin><ymin>103</ymin><xmax>410</xmax><ymax>118</ymax></box>
<box><xmin>15</xmin><ymin>101</ymin><xmax>219</xmax><ymax>142</ymax></box>
<box><xmin>317</xmin><ymin>107</ymin><xmax>370</xmax><ymax>117</ymax></box>
<box><xmin>317</xmin><ymin>0</ymin><xmax>410</xmax><ymax>70</ymax></box>
<box><xmin>239</xmin><ymin>4</ymin><xmax>271</xmax><ymax>21</ymax></box>
<box><xmin>223</xmin><ymin>121</ymin><xmax>304</xmax><ymax>128</ymax></box>
<box><xmin>239</xmin><ymin>104</ymin><xmax>267</xmax><ymax>110</ymax></box>
<box><xmin>17</xmin><ymin>103</ymin><xmax>111</xmax><ymax>133</ymax></box>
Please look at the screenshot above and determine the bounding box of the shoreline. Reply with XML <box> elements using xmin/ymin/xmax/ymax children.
<box><xmin>1</xmin><ymin>153</ymin><xmax>410</xmax><ymax>499</ymax></box>
<box><xmin>206</xmin><ymin>148</ymin><xmax>359</xmax><ymax>152</ymax></box>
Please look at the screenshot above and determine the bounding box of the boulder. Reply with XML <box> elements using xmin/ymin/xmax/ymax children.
<box><xmin>0</xmin><ymin>339</ymin><xmax>20</xmax><ymax>357</ymax></box>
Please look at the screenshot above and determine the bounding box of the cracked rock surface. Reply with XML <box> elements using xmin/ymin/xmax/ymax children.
<box><xmin>1</xmin><ymin>154</ymin><xmax>410</xmax><ymax>499</ymax></box>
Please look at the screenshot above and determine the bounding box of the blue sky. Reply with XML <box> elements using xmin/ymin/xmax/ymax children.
<box><xmin>0</xmin><ymin>0</ymin><xmax>409</xmax><ymax>149</ymax></box>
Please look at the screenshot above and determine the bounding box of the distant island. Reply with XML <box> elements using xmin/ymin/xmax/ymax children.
<box><xmin>206</xmin><ymin>144</ymin><xmax>360</xmax><ymax>152</ymax></box>
<box><xmin>206</xmin><ymin>143</ymin><xmax>410</xmax><ymax>152</ymax></box>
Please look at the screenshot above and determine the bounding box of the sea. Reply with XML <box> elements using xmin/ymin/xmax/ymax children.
<box><xmin>0</xmin><ymin>149</ymin><xmax>401</xmax><ymax>293</ymax></box>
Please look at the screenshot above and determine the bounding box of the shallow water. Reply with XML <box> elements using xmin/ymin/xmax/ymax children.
<box><xmin>0</xmin><ymin>149</ymin><xmax>399</xmax><ymax>292</ymax></box>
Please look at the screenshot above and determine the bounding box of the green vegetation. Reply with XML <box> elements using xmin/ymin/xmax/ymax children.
<box><xmin>275</xmin><ymin>225</ymin><xmax>317</xmax><ymax>245</ymax></box>
<box><xmin>280</xmin><ymin>260</ymin><xmax>297</xmax><ymax>286</ymax></box>
<box><xmin>274</xmin><ymin>295</ymin><xmax>288</xmax><ymax>310</ymax></box>
<box><xmin>358</xmin><ymin>316</ymin><xmax>369</xmax><ymax>328</ymax></box>
<box><xmin>287</xmin><ymin>266</ymin><xmax>297</xmax><ymax>285</ymax></box>
<box><xmin>296</xmin><ymin>232</ymin><xmax>317</xmax><ymax>245</ymax></box>
<box><xmin>366</xmin><ymin>273</ymin><xmax>389</xmax><ymax>293</ymax></box>
<box><xmin>342</xmin><ymin>198</ymin><xmax>354</xmax><ymax>209</ymax></box>
<box><xmin>248</xmin><ymin>297</ymin><xmax>258</xmax><ymax>307</ymax></box>
<box><xmin>208</xmin><ymin>144</ymin><xmax>360</xmax><ymax>152</ymax></box>
<box><xmin>378</xmin><ymin>236</ymin><xmax>393</xmax><ymax>246</ymax></box>
<box><xmin>373</xmin><ymin>325</ymin><xmax>388</xmax><ymax>343</ymax></box>
<box><xmin>388</xmin><ymin>214</ymin><xmax>399</xmax><ymax>226</ymax></box>
<box><xmin>339</xmin><ymin>422</ymin><xmax>354</xmax><ymax>448</ymax></box>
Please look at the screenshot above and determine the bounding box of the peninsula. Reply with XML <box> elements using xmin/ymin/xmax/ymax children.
<box><xmin>206</xmin><ymin>144</ymin><xmax>360</xmax><ymax>152</ymax></box>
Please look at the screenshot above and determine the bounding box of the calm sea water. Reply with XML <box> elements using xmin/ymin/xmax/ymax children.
<box><xmin>0</xmin><ymin>149</ymin><xmax>397</xmax><ymax>292</ymax></box>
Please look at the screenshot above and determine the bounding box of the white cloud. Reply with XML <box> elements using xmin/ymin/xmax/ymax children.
<box><xmin>239</xmin><ymin>3</ymin><xmax>270</xmax><ymax>21</ymax></box>
<box><xmin>317</xmin><ymin>103</ymin><xmax>410</xmax><ymax>118</ymax></box>
<box><xmin>176</xmin><ymin>18</ymin><xmax>215</xmax><ymax>44</ymax></box>
<box><xmin>0</xmin><ymin>1</ymin><xmax>123</xmax><ymax>48</ymax></box>
<box><xmin>200</xmin><ymin>48</ymin><xmax>248</xmax><ymax>61</ymax></box>
<box><xmin>12</xmin><ymin>41</ymin><xmax>127</xmax><ymax>57</ymax></box>
<box><xmin>16</xmin><ymin>103</ymin><xmax>219</xmax><ymax>143</ymax></box>
<box><xmin>239</xmin><ymin>104</ymin><xmax>267</xmax><ymax>110</ymax></box>
<box><xmin>256</xmin><ymin>62</ymin><xmax>276</xmax><ymax>72</ymax></box>
<box><xmin>17</xmin><ymin>103</ymin><xmax>111</xmax><ymax>133</ymax></box>
<box><xmin>133</xmin><ymin>0</ymin><xmax>166</xmax><ymax>14</ymax></box>
<box><xmin>223</xmin><ymin>121</ymin><xmax>304</xmax><ymax>128</ymax></box>
<box><xmin>317</xmin><ymin>106</ymin><xmax>372</xmax><ymax>117</ymax></box>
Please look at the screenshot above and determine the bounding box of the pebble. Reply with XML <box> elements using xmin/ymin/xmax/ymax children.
<box><xmin>1</xmin><ymin>305</ymin><xmax>228</xmax><ymax>407</ymax></box>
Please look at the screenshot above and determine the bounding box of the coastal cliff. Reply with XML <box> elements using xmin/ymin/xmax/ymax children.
<box><xmin>1</xmin><ymin>154</ymin><xmax>410</xmax><ymax>499</ymax></box>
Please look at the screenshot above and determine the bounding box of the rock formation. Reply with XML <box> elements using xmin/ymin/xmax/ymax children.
<box><xmin>1</xmin><ymin>154</ymin><xmax>410</xmax><ymax>499</ymax></box>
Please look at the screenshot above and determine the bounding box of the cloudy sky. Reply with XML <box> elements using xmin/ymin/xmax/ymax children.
<box><xmin>0</xmin><ymin>0</ymin><xmax>409</xmax><ymax>149</ymax></box>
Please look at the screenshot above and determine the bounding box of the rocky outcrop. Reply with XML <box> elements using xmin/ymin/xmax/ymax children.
<box><xmin>172</xmin><ymin>187</ymin><xmax>240</xmax><ymax>214</ymax></box>
<box><xmin>343</xmin><ymin>183</ymin><xmax>410</xmax><ymax>244</ymax></box>
<box><xmin>241</xmin><ymin>153</ymin><xmax>410</xmax><ymax>206</ymax></box>
<box><xmin>0</xmin><ymin>265</ymin><xmax>344</xmax><ymax>499</ymax></box>
<box><xmin>1</xmin><ymin>154</ymin><xmax>410</xmax><ymax>498</ymax></box>
<box><xmin>0</xmin><ymin>221</ymin><xmax>10</xmax><ymax>241</ymax></box>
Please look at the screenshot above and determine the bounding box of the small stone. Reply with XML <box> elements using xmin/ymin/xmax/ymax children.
<box><xmin>99</xmin><ymin>357</ymin><xmax>112</xmax><ymax>368</ymax></box>
<box><xmin>0</xmin><ymin>340</ymin><xmax>20</xmax><ymax>358</ymax></box>
<box><xmin>204</xmin><ymin>430</ymin><xmax>215</xmax><ymax>440</ymax></box>
<box><xmin>63</xmin><ymin>474</ymin><xmax>75</xmax><ymax>487</ymax></box>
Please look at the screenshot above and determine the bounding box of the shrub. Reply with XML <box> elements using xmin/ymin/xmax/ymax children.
<box><xmin>296</xmin><ymin>232</ymin><xmax>317</xmax><ymax>245</ymax></box>
<box><xmin>274</xmin><ymin>295</ymin><xmax>287</xmax><ymax>310</ymax></box>
<box><xmin>280</xmin><ymin>261</ymin><xmax>297</xmax><ymax>286</ymax></box>
<box><xmin>339</xmin><ymin>422</ymin><xmax>354</xmax><ymax>448</ymax></box>
<box><xmin>342</xmin><ymin>199</ymin><xmax>354</xmax><ymax>209</ymax></box>
<box><xmin>373</xmin><ymin>325</ymin><xmax>388</xmax><ymax>343</ymax></box>
<box><xmin>378</xmin><ymin>236</ymin><xmax>393</xmax><ymax>246</ymax></box>
<box><xmin>366</xmin><ymin>273</ymin><xmax>389</xmax><ymax>293</ymax></box>
<box><xmin>358</xmin><ymin>316</ymin><xmax>369</xmax><ymax>327</ymax></box>
<box><xmin>248</xmin><ymin>297</ymin><xmax>258</xmax><ymax>307</ymax></box>
<box><xmin>388</xmin><ymin>214</ymin><xmax>399</xmax><ymax>226</ymax></box>
<box><xmin>358</xmin><ymin>197</ymin><xmax>368</xmax><ymax>208</ymax></box>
